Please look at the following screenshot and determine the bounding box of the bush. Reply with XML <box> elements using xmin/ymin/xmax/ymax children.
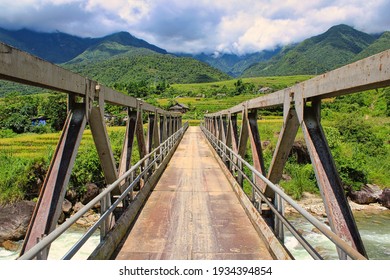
<box><xmin>334</xmin><ymin>113</ymin><xmax>385</xmax><ymax>156</ymax></box>
<box><xmin>0</xmin><ymin>154</ymin><xmax>30</xmax><ymax>204</ymax></box>
<box><xmin>0</xmin><ymin>129</ymin><xmax>17</xmax><ymax>138</ymax></box>
<box><xmin>280</xmin><ymin>163</ymin><xmax>318</xmax><ymax>200</ymax></box>
<box><xmin>70</xmin><ymin>146</ymin><xmax>104</xmax><ymax>193</ymax></box>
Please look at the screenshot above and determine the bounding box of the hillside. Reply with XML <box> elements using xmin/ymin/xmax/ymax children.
<box><xmin>189</xmin><ymin>49</ymin><xmax>281</xmax><ymax>77</ymax></box>
<box><xmin>0</xmin><ymin>27</ymin><xmax>94</xmax><ymax>63</ymax></box>
<box><xmin>1</xmin><ymin>24</ymin><xmax>390</xmax><ymax>91</ymax></box>
<box><xmin>0</xmin><ymin>28</ymin><xmax>166</xmax><ymax>63</ymax></box>
<box><xmin>353</xmin><ymin>31</ymin><xmax>390</xmax><ymax>61</ymax></box>
<box><xmin>64</xmin><ymin>42</ymin><xmax>231</xmax><ymax>85</ymax></box>
<box><xmin>0</xmin><ymin>28</ymin><xmax>230</xmax><ymax>95</ymax></box>
<box><xmin>242</xmin><ymin>24</ymin><xmax>379</xmax><ymax>77</ymax></box>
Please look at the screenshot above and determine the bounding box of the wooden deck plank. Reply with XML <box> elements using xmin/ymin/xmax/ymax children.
<box><xmin>114</xmin><ymin>126</ymin><xmax>273</xmax><ymax>260</ymax></box>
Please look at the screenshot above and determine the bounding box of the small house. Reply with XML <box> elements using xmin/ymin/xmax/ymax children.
<box><xmin>168</xmin><ymin>103</ymin><xmax>189</xmax><ymax>113</ymax></box>
<box><xmin>31</xmin><ymin>116</ymin><xmax>49</xmax><ymax>126</ymax></box>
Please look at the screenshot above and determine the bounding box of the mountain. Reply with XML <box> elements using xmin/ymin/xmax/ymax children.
<box><xmin>0</xmin><ymin>27</ymin><xmax>94</xmax><ymax>63</ymax></box>
<box><xmin>352</xmin><ymin>31</ymin><xmax>390</xmax><ymax>61</ymax></box>
<box><xmin>64</xmin><ymin>42</ymin><xmax>231</xmax><ymax>85</ymax></box>
<box><xmin>188</xmin><ymin>49</ymin><xmax>281</xmax><ymax>77</ymax></box>
<box><xmin>1</xmin><ymin>24</ymin><xmax>389</xmax><ymax>86</ymax></box>
<box><xmin>241</xmin><ymin>24</ymin><xmax>385</xmax><ymax>77</ymax></box>
<box><xmin>0</xmin><ymin>27</ymin><xmax>230</xmax><ymax>94</ymax></box>
<box><xmin>0</xmin><ymin>28</ymin><xmax>166</xmax><ymax>63</ymax></box>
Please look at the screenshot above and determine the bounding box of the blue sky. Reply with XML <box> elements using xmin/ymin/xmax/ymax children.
<box><xmin>1</xmin><ymin>0</ymin><xmax>389</xmax><ymax>54</ymax></box>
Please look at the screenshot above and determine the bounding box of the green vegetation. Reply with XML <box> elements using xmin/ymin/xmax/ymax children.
<box><xmin>0</xmin><ymin>75</ymin><xmax>389</xmax><ymax>204</ymax></box>
<box><xmin>0</xmin><ymin>127</ymin><xmax>134</xmax><ymax>204</ymax></box>
<box><xmin>242</xmin><ymin>24</ymin><xmax>385</xmax><ymax>77</ymax></box>
<box><xmin>64</xmin><ymin>51</ymin><xmax>231</xmax><ymax>86</ymax></box>
<box><xmin>0</xmin><ymin>92</ymin><xmax>67</xmax><ymax>133</ymax></box>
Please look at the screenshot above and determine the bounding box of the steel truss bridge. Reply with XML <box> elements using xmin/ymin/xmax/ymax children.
<box><xmin>1</xmin><ymin>42</ymin><xmax>389</xmax><ymax>260</ymax></box>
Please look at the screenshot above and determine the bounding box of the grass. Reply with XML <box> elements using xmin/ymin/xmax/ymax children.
<box><xmin>1</xmin><ymin>75</ymin><xmax>388</xmax><ymax>203</ymax></box>
<box><xmin>171</xmin><ymin>75</ymin><xmax>313</xmax><ymax>95</ymax></box>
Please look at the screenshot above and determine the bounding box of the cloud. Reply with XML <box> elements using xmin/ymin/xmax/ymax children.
<box><xmin>0</xmin><ymin>0</ymin><xmax>389</xmax><ymax>54</ymax></box>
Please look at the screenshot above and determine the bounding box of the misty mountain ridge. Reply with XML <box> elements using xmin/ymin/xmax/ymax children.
<box><xmin>0</xmin><ymin>27</ymin><xmax>167</xmax><ymax>64</ymax></box>
<box><xmin>241</xmin><ymin>24</ymin><xmax>390</xmax><ymax>77</ymax></box>
<box><xmin>0</xmin><ymin>24</ymin><xmax>389</xmax><ymax>81</ymax></box>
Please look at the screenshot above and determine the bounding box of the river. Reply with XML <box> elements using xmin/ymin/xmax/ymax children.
<box><xmin>1</xmin><ymin>212</ymin><xmax>389</xmax><ymax>260</ymax></box>
<box><xmin>284</xmin><ymin>211</ymin><xmax>390</xmax><ymax>260</ymax></box>
<box><xmin>0</xmin><ymin>225</ymin><xmax>100</xmax><ymax>260</ymax></box>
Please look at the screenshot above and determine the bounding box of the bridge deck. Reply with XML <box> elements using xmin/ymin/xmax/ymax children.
<box><xmin>114</xmin><ymin>126</ymin><xmax>273</xmax><ymax>260</ymax></box>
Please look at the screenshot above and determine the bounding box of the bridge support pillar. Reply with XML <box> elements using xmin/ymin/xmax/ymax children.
<box><xmin>299</xmin><ymin>99</ymin><xmax>367</xmax><ymax>259</ymax></box>
<box><xmin>20</xmin><ymin>102</ymin><xmax>86</xmax><ymax>257</ymax></box>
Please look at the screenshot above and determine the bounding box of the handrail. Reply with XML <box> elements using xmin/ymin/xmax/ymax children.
<box><xmin>201</xmin><ymin>125</ymin><xmax>367</xmax><ymax>260</ymax></box>
<box><xmin>18</xmin><ymin>122</ymin><xmax>189</xmax><ymax>260</ymax></box>
<box><xmin>0</xmin><ymin>42</ymin><xmax>178</xmax><ymax>116</ymax></box>
<box><xmin>205</xmin><ymin>49</ymin><xmax>390</xmax><ymax>117</ymax></box>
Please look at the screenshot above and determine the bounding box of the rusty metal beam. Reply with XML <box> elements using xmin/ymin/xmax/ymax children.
<box><xmin>301</xmin><ymin>100</ymin><xmax>367</xmax><ymax>259</ymax></box>
<box><xmin>264</xmin><ymin>109</ymin><xmax>300</xmax><ymax>199</ymax></box>
<box><xmin>238</xmin><ymin>108</ymin><xmax>249</xmax><ymax>158</ymax></box>
<box><xmin>248</xmin><ymin>110</ymin><xmax>267</xmax><ymax>195</ymax></box>
<box><xmin>160</xmin><ymin>115</ymin><xmax>168</xmax><ymax>143</ymax></box>
<box><xmin>135</xmin><ymin>107</ymin><xmax>147</xmax><ymax>160</ymax></box>
<box><xmin>118</xmin><ymin>109</ymin><xmax>137</xmax><ymax>191</ymax></box>
<box><xmin>230</xmin><ymin>114</ymin><xmax>239</xmax><ymax>153</ymax></box>
<box><xmin>20</xmin><ymin>104</ymin><xmax>86</xmax><ymax>256</ymax></box>
<box><xmin>0</xmin><ymin>42</ymin><xmax>179</xmax><ymax>116</ymax></box>
<box><xmin>205</xmin><ymin>50</ymin><xmax>390</xmax><ymax>118</ymax></box>
<box><xmin>217</xmin><ymin>115</ymin><xmax>225</xmax><ymax>142</ymax></box>
<box><xmin>147</xmin><ymin>113</ymin><xmax>155</xmax><ymax>154</ymax></box>
<box><xmin>89</xmin><ymin>106</ymin><xmax>118</xmax><ymax>186</ymax></box>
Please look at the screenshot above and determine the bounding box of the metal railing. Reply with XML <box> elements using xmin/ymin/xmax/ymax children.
<box><xmin>18</xmin><ymin>122</ymin><xmax>188</xmax><ymax>260</ymax></box>
<box><xmin>203</xmin><ymin>50</ymin><xmax>390</xmax><ymax>259</ymax></box>
<box><xmin>0</xmin><ymin>42</ymin><xmax>184</xmax><ymax>256</ymax></box>
<box><xmin>201</xmin><ymin>125</ymin><xmax>366</xmax><ymax>260</ymax></box>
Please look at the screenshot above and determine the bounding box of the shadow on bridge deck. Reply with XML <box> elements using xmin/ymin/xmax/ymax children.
<box><xmin>113</xmin><ymin>126</ymin><xmax>274</xmax><ymax>260</ymax></box>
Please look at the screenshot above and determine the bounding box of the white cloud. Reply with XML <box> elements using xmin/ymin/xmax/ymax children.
<box><xmin>0</xmin><ymin>0</ymin><xmax>389</xmax><ymax>54</ymax></box>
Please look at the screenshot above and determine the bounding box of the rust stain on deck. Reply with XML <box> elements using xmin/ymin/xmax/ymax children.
<box><xmin>114</xmin><ymin>126</ymin><xmax>273</xmax><ymax>260</ymax></box>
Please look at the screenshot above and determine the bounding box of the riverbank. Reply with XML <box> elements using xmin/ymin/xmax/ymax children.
<box><xmin>285</xmin><ymin>192</ymin><xmax>388</xmax><ymax>217</ymax></box>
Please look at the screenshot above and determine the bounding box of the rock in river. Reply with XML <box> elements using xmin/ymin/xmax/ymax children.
<box><xmin>0</xmin><ymin>200</ymin><xmax>35</xmax><ymax>245</ymax></box>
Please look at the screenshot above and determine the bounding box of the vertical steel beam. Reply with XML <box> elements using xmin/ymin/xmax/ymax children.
<box><xmin>153</xmin><ymin>111</ymin><xmax>160</xmax><ymax>150</ymax></box>
<box><xmin>217</xmin><ymin>115</ymin><xmax>226</xmax><ymax>143</ymax></box>
<box><xmin>248</xmin><ymin>110</ymin><xmax>267</xmax><ymax>177</ymax></box>
<box><xmin>237</xmin><ymin>108</ymin><xmax>249</xmax><ymax>187</ymax></box>
<box><xmin>238</xmin><ymin>108</ymin><xmax>249</xmax><ymax>158</ymax></box>
<box><xmin>230</xmin><ymin>114</ymin><xmax>239</xmax><ymax>153</ymax></box>
<box><xmin>135</xmin><ymin>105</ymin><xmax>147</xmax><ymax>160</ymax></box>
<box><xmin>21</xmin><ymin>103</ymin><xmax>86</xmax><ymax>257</ymax></box>
<box><xmin>214</xmin><ymin>117</ymin><xmax>219</xmax><ymax>139</ymax></box>
<box><xmin>221</xmin><ymin>115</ymin><xmax>228</xmax><ymax>144</ymax></box>
<box><xmin>301</xmin><ymin>100</ymin><xmax>367</xmax><ymax>259</ymax></box>
<box><xmin>118</xmin><ymin>109</ymin><xmax>137</xmax><ymax>192</ymax></box>
<box><xmin>160</xmin><ymin>115</ymin><xmax>168</xmax><ymax>143</ymax></box>
<box><xmin>225</xmin><ymin>114</ymin><xmax>232</xmax><ymax>148</ymax></box>
<box><xmin>89</xmin><ymin>106</ymin><xmax>118</xmax><ymax>186</ymax></box>
<box><xmin>264</xmin><ymin>109</ymin><xmax>300</xmax><ymax>198</ymax></box>
<box><xmin>167</xmin><ymin>116</ymin><xmax>172</xmax><ymax>137</ymax></box>
<box><xmin>147</xmin><ymin>113</ymin><xmax>155</xmax><ymax>154</ymax></box>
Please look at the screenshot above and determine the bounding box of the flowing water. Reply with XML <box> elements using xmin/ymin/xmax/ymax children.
<box><xmin>284</xmin><ymin>211</ymin><xmax>390</xmax><ymax>260</ymax></box>
<box><xmin>0</xmin><ymin>225</ymin><xmax>100</xmax><ymax>260</ymax></box>
<box><xmin>1</xmin><ymin>212</ymin><xmax>389</xmax><ymax>260</ymax></box>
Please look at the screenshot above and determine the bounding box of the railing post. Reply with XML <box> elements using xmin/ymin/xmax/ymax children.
<box><xmin>274</xmin><ymin>192</ymin><xmax>285</xmax><ymax>243</ymax></box>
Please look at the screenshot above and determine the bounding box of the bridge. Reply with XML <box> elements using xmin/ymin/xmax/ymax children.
<box><xmin>1</xmin><ymin>42</ymin><xmax>389</xmax><ymax>260</ymax></box>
